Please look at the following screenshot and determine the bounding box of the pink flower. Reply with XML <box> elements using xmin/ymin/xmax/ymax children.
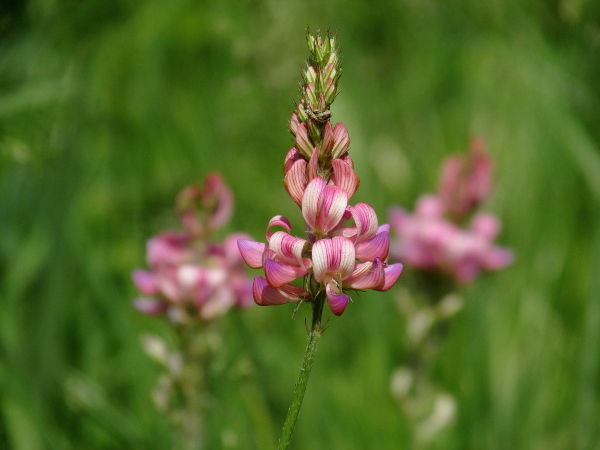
<box><xmin>239</xmin><ymin>176</ymin><xmax>402</xmax><ymax>315</ymax></box>
<box><xmin>132</xmin><ymin>176</ymin><xmax>254</xmax><ymax>322</ymax></box>
<box><xmin>175</xmin><ymin>172</ymin><xmax>233</xmax><ymax>238</ymax></box>
<box><xmin>389</xmin><ymin>195</ymin><xmax>513</xmax><ymax>283</ymax></box>
<box><xmin>239</xmin><ymin>30</ymin><xmax>402</xmax><ymax>317</ymax></box>
<box><xmin>438</xmin><ymin>137</ymin><xmax>493</xmax><ymax>221</ymax></box>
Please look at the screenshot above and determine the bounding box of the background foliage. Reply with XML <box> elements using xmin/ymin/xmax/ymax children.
<box><xmin>1</xmin><ymin>0</ymin><xmax>599</xmax><ymax>448</ymax></box>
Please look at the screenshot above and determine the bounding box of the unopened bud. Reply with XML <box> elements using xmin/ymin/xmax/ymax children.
<box><xmin>297</xmin><ymin>100</ymin><xmax>308</xmax><ymax>122</ymax></box>
<box><xmin>290</xmin><ymin>111</ymin><xmax>300</xmax><ymax>136</ymax></box>
<box><xmin>305</xmin><ymin>82</ymin><xmax>318</xmax><ymax>107</ymax></box>
<box><xmin>307</xmin><ymin>118</ymin><xmax>321</xmax><ymax>144</ymax></box>
<box><xmin>294</xmin><ymin>123</ymin><xmax>314</xmax><ymax>158</ymax></box>
<box><xmin>323</xmin><ymin>78</ymin><xmax>337</xmax><ymax>105</ymax></box>
<box><xmin>320</xmin><ymin>121</ymin><xmax>334</xmax><ymax>157</ymax></box>
<box><xmin>330</xmin><ymin>122</ymin><xmax>350</xmax><ymax>159</ymax></box>
<box><xmin>322</xmin><ymin>63</ymin><xmax>337</xmax><ymax>83</ymax></box>
<box><xmin>305</xmin><ymin>65</ymin><xmax>317</xmax><ymax>84</ymax></box>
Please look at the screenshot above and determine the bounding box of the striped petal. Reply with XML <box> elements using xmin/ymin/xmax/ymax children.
<box><xmin>350</xmin><ymin>203</ymin><xmax>379</xmax><ymax>243</ymax></box>
<box><xmin>318</xmin><ymin>186</ymin><xmax>348</xmax><ymax>233</ymax></box>
<box><xmin>264</xmin><ymin>258</ymin><xmax>307</xmax><ymax>287</ymax></box>
<box><xmin>295</xmin><ymin>122</ymin><xmax>313</xmax><ymax>158</ymax></box>
<box><xmin>326</xmin><ymin>283</ymin><xmax>350</xmax><ymax>316</ymax></box>
<box><xmin>302</xmin><ymin>177</ymin><xmax>326</xmax><ymax>231</ymax></box>
<box><xmin>283</xmin><ymin>147</ymin><xmax>303</xmax><ymax>175</ymax></box>
<box><xmin>284</xmin><ymin>159</ymin><xmax>308</xmax><ymax>206</ymax></box>
<box><xmin>376</xmin><ymin>263</ymin><xmax>403</xmax><ymax>291</ymax></box>
<box><xmin>312</xmin><ymin>236</ymin><xmax>356</xmax><ymax>282</ymax></box>
<box><xmin>253</xmin><ymin>276</ymin><xmax>307</xmax><ymax>306</ymax></box>
<box><xmin>306</xmin><ymin>147</ymin><xmax>319</xmax><ymax>183</ymax></box>
<box><xmin>238</xmin><ymin>239</ymin><xmax>267</xmax><ymax>269</ymax></box>
<box><xmin>346</xmin><ymin>259</ymin><xmax>384</xmax><ymax>290</ymax></box>
<box><xmin>331</xmin><ymin>122</ymin><xmax>350</xmax><ymax>159</ymax></box>
<box><xmin>331</xmin><ymin>159</ymin><xmax>360</xmax><ymax>199</ymax></box>
<box><xmin>268</xmin><ymin>231</ymin><xmax>308</xmax><ymax>265</ymax></box>
<box><xmin>354</xmin><ymin>229</ymin><xmax>390</xmax><ymax>261</ymax></box>
<box><xmin>266</xmin><ymin>215</ymin><xmax>292</xmax><ymax>239</ymax></box>
<box><xmin>320</xmin><ymin>121</ymin><xmax>334</xmax><ymax>156</ymax></box>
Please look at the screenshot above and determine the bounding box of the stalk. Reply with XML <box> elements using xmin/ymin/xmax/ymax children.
<box><xmin>278</xmin><ymin>292</ymin><xmax>326</xmax><ymax>449</ymax></box>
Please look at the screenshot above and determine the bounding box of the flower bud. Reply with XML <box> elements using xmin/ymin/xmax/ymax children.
<box><xmin>323</xmin><ymin>78</ymin><xmax>337</xmax><ymax>105</ymax></box>
<box><xmin>307</xmin><ymin>117</ymin><xmax>323</xmax><ymax>145</ymax></box>
<box><xmin>289</xmin><ymin>111</ymin><xmax>300</xmax><ymax>136</ymax></box>
<box><xmin>297</xmin><ymin>100</ymin><xmax>308</xmax><ymax>122</ymax></box>
<box><xmin>305</xmin><ymin>82</ymin><xmax>318</xmax><ymax>107</ymax></box>
<box><xmin>306</xmin><ymin>32</ymin><xmax>316</xmax><ymax>54</ymax></box>
<box><xmin>320</xmin><ymin>121</ymin><xmax>334</xmax><ymax>157</ymax></box>
<box><xmin>294</xmin><ymin>123</ymin><xmax>314</xmax><ymax>159</ymax></box>
<box><xmin>322</xmin><ymin>63</ymin><xmax>337</xmax><ymax>84</ymax></box>
<box><xmin>304</xmin><ymin>65</ymin><xmax>317</xmax><ymax>85</ymax></box>
<box><xmin>330</xmin><ymin>123</ymin><xmax>350</xmax><ymax>159</ymax></box>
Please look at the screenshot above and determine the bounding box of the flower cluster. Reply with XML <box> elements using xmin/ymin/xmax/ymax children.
<box><xmin>238</xmin><ymin>30</ymin><xmax>402</xmax><ymax>316</ymax></box>
<box><xmin>388</xmin><ymin>138</ymin><xmax>513</xmax><ymax>283</ymax></box>
<box><xmin>132</xmin><ymin>173</ymin><xmax>253</xmax><ymax>321</ymax></box>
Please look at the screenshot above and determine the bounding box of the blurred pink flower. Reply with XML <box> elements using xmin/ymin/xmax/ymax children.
<box><xmin>389</xmin><ymin>141</ymin><xmax>513</xmax><ymax>284</ymax></box>
<box><xmin>438</xmin><ymin>137</ymin><xmax>493</xmax><ymax>222</ymax></box>
<box><xmin>132</xmin><ymin>176</ymin><xmax>253</xmax><ymax>322</ymax></box>
<box><xmin>175</xmin><ymin>172</ymin><xmax>233</xmax><ymax>238</ymax></box>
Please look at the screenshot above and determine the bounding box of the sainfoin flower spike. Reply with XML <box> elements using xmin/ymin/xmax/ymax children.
<box><xmin>132</xmin><ymin>173</ymin><xmax>253</xmax><ymax>322</ymax></box>
<box><xmin>388</xmin><ymin>139</ymin><xmax>513</xmax><ymax>283</ymax></box>
<box><xmin>238</xmin><ymin>33</ymin><xmax>401</xmax><ymax>318</ymax></box>
<box><xmin>238</xmin><ymin>29</ymin><xmax>402</xmax><ymax>449</ymax></box>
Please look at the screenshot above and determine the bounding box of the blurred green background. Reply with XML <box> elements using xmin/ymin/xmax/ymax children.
<box><xmin>1</xmin><ymin>0</ymin><xmax>600</xmax><ymax>448</ymax></box>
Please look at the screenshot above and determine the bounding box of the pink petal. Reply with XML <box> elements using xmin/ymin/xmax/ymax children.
<box><xmin>302</xmin><ymin>177</ymin><xmax>326</xmax><ymax>231</ymax></box>
<box><xmin>350</xmin><ymin>203</ymin><xmax>379</xmax><ymax>243</ymax></box>
<box><xmin>415</xmin><ymin>195</ymin><xmax>445</xmax><ymax>218</ymax></box>
<box><xmin>481</xmin><ymin>247</ymin><xmax>514</xmax><ymax>271</ymax></box>
<box><xmin>312</xmin><ymin>237</ymin><xmax>355</xmax><ymax>282</ymax></box>
<box><xmin>264</xmin><ymin>258</ymin><xmax>306</xmax><ymax>287</ymax></box>
<box><xmin>253</xmin><ymin>276</ymin><xmax>306</xmax><ymax>306</ymax></box>
<box><xmin>133</xmin><ymin>297</ymin><xmax>167</xmax><ymax>315</ymax></box>
<box><xmin>295</xmin><ymin>122</ymin><xmax>313</xmax><ymax>158</ymax></box>
<box><xmin>326</xmin><ymin>283</ymin><xmax>350</xmax><ymax>316</ymax></box>
<box><xmin>147</xmin><ymin>232</ymin><xmax>188</xmax><ymax>267</ymax></box>
<box><xmin>339</xmin><ymin>151</ymin><xmax>354</xmax><ymax>168</ymax></box>
<box><xmin>306</xmin><ymin>146</ymin><xmax>319</xmax><ymax>183</ymax></box>
<box><xmin>320</xmin><ymin>121</ymin><xmax>334</xmax><ymax>156</ymax></box>
<box><xmin>331</xmin><ymin>122</ymin><xmax>350</xmax><ymax>159</ymax></box>
<box><xmin>283</xmin><ymin>147</ymin><xmax>303</xmax><ymax>175</ymax></box>
<box><xmin>224</xmin><ymin>232</ymin><xmax>251</xmax><ymax>266</ymax></box>
<box><xmin>289</xmin><ymin>112</ymin><xmax>300</xmax><ymax>136</ymax></box>
<box><xmin>346</xmin><ymin>259</ymin><xmax>384</xmax><ymax>290</ymax></box>
<box><xmin>354</xmin><ymin>229</ymin><xmax>390</xmax><ymax>261</ymax></box>
<box><xmin>330</xmin><ymin>159</ymin><xmax>360</xmax><ymax>199</ymax></box>
<box><xmin>376</xmin><ymin>263</ymin><xmax>403</xmax><ymax>291</ymax></box>
<box><xmin>311</xmin><ymin>239</ymin><xmax>329</xmax><ymax>282</ymax></box>
<box><xmin>268</xmin><ymin>231</ymin><xmax>308</xmax><ymax>265</ymax></box>
<box><xmin>238</xmin><ymin>239</ymin><xmax>267</xmax><ymax>269</ymax></box>
<box><xmin>471</xmin><ymin>213</ymin><xmax>501</xmax><ymax>239</ymax></box>
<box><xmin>284</xmin><ymin>159</ymin><xmax>308</xmax><ymax>206</ymax></box>
<box><xmin>266</xmin><ymin>215</ymin><xmax>292</xmax><ymax>239</ymax></box>
<box><xmin>132</xmin><ymin>270</ymin><xmax>159</xmax><ymax>295</ymax></box>
<box><xmin>204</xmin><ymin>173</ymin><xmax>234</xmax><ymax>231</ymax></box>
<box><xmin>318</xmin><ymin>186</ymin><xmax>348</xmax><ymax>233</ymax></box>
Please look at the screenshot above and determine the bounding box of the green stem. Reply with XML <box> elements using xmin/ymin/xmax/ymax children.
<box><xmin>278</xmin><ymin>293</ymin><xmax>326</xmax><ymax>449</ymax></box>
<box><xmin>172</xmin><ymin>321</ymin><xmax>207</xmax><ymax>450</ymax></box>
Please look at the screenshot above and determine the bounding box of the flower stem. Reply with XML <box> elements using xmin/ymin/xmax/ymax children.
<box><xmin>278</xmin><ymin>293</ymin><xmax>326</xmax><ymax>449</ymax></box>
